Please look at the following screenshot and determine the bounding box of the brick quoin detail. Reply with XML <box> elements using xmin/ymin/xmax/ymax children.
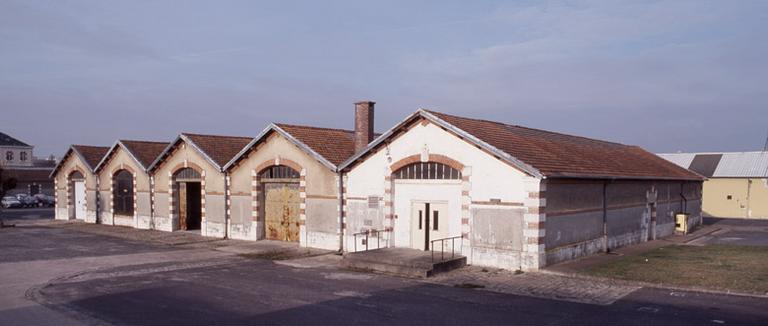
<box><xmin>66</xmin><ymin>167</ymin><xmax>88</xmax><ymax>217</ymax></box>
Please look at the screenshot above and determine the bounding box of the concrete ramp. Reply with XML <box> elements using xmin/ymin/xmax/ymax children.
<box><xmin>341</xmin><ymin>248</ymin><xmax>466</xmax><ymax>278</ymax></box>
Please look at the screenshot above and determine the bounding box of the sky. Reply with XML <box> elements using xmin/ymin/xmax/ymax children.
<box><xmin>1</xmin><ymin>0</ymin><xmax>767</xmax><ymax>158</ymax></box>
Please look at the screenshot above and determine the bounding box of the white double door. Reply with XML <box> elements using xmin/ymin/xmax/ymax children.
<box><xmin>74</xmin><ymin>181</ymin><xmax>86</xmax><ymax>220</ymax></box>
<box><xmin>411</xmin><ymin>201</ymin><xmax>449</xmax><ymax>251</ymax></box>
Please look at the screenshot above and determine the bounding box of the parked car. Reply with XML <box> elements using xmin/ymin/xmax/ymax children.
<box><xmin>15</xmin><ymin>194</ymin><xmax>39</xmax><ymax>208</ymax></box>
<box><xmin>33</xmin><ymin>194</ymin><xmax>55</xmax><ymax>207</ymax></box>
<box><xmin>2</xmin><ymin>196</ymin><xmax>22</xmax><ymax>209</ymax></box>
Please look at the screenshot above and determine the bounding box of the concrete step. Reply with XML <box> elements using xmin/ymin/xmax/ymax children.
<box><xmin>341</xmin><ymin>248</ymin><xmax>467</xmax><ymax>278</ymax></box>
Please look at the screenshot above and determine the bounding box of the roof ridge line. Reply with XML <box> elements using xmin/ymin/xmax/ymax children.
<box><xmin>180</xmin><ymin>132</ymin><xmax>253</xmax><ymax>139</ymax></box>
<box><xmin>426</xmin><ymin>109</ymin><xmax>630</xmax><ymax>147</ymax></box>
<box><xmin>275</xmin><ymin>122</ymin><xmax>354</xmax><ymax>133</ymax></box>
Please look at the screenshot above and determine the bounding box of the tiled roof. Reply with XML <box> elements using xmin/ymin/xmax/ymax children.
<box><xmin>275</xmin><ymin>124</ymin><xmax>357</xmax><ymax>166</ymax></box>
<box><xmin>427</xmin><ymin>111</ymin><xmax>701</xmax><ymax>180</ymax></box>
<box><xmin>0</xmin><ymin>132</ymin><xmax>31</xmax><ymax>147</ymax></box>
<box><xmin>658</xmin><ymin>151</ymin><xmax>768</xmax><ymax>178</ymax></box>
<box><xmin>182</xmin><ymin>133</ymin><xmax>253</xmax><ymax>168</ymax></box>
<box><xmin>72</xmin><ymin>145</ymin><xmax>110</xmax><ymax>170</ymax></box>
<box><xmin>120</xmin><ymin>140</ymin><xmax>170</xmax><ymax>169</ymax></box>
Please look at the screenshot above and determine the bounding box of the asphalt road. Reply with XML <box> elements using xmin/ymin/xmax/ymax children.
<box><xmin>0</xmin><ymin>207</ymin><xmax>53</xmax><ymax>223</ymax></box>
<box><xmin>1</xmin><ymin>216</ymin><xmax>767</xmax><ymax>325</ymax></box>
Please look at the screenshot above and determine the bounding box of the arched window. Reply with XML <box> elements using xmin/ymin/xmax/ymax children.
<box><xmin>393</xmin><ymin>162</ymin><xmax>461</xmax><ymax>180</ymax></box>
<box><xmin>113</xmin><ymin>170</ymin><xmax>134</xmax><ymax>216</ymax></box>
<box><xmin>5</xmin><ymin>151</ymin><xmax>12</xmax><ymax>161</ymax></box>
<box><xmin>173</xmin><ymin>167</ymin><xmax>201</xmax><ymax>181</ymax></box>
<box><xmin>260</xmin><ymin>165</ymin><xmax>300</xmax><ymax>179</ymax></box>
<box><xmin>69</xmin><ymin>170</ymin><xmax>84</xmax><ymax>180</ymax></box>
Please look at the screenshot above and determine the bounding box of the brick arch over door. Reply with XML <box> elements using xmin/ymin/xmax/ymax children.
<box><xmin>251</xmin><ymin>158</ymin><xmax>306</xmax><ymax>241</ymax></box>
<box><xmin>382</xmin><ymin>153</ymin><xmax>472</xmax><ymax>243</ymax></box>
<box><xmin>388</xmin><ymin>154</ymin><xmax>465</xmax><ymax>174</ymax></box>
<box><xmin>168</xmin><ymin>163</ymin><xmax>207</xmax><ymax>230</ymax></box>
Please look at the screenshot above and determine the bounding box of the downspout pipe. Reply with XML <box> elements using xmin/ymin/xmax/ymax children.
<box><xmin>679</xmin><ymin>182</ymin><xmax>688</xmax><ymax>214</ymax></box>
<box><xmin>338</xmin><ymin>171</ymin><xmax>345</xmax><ymax>254</ymax></box>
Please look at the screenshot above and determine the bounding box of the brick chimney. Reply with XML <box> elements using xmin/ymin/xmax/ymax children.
<box><xmin>354</xmin><ymin>101</ymin><xmax>375</xmax><ymax>153</ymax></box>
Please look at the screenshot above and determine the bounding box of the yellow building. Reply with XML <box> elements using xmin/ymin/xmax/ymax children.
<box><xmin>659</xmin><ymin>152</ymin><xmax>768</xmax><ymax>219</ymax></box>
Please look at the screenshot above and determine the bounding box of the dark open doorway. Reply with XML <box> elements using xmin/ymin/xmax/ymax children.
<box><xmin>173</xmin><ymin>168</ymin><xmax>202</xmax><ymax>232</ymax></box>
<box><xmin>178</xmin><ymin>182</ymin><xmax>201</xmax><ymax>231</ymax></box>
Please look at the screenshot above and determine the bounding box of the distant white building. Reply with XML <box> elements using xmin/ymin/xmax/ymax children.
<box><xmin>0</xmin><ymin>132</ymin><xmax>56</xmax><ymax>195</ymax></box>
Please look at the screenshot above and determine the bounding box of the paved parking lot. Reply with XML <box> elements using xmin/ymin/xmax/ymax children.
<box><xmin>693</xmin><ymin>217</ymin><xmax>768</xmax><ymax>246</ymax></box>
<box><xmin>1</xmin><ymin>213</ymin><xmax>768</xmax><ymax>325</ymax></box>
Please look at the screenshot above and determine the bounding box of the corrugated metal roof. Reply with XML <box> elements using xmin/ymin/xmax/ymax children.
<box><xmin>714</xmin><ymin>152</ymin><xmax>768</xmax><ymax>177</ymax></box>
<box><xmin>656</xmin><ymin>153</ymin><xmax>696</xmax><ymax>169</ymax></box>
<box><xmin>658</xmin><ymin>151</ymin><xmax>768</xmax><ymax>178</ymax></box>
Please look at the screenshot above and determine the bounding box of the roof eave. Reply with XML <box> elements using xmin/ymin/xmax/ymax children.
<box><xmin>339</xmin><ymin>109</ymin><xmax>544</xmax><ymax>179</ymax></box>
<box><xmin>93</xmin><ymin>141</ymin><xmax>121</xmax><ymax>173</ymax></box>
<box><xmin>146</xmin><ymin>135</ymin><xmax>184</xmax><ymax>173</ymax></box>
<box><xmin>49</xmin><ymin>147</ymin><xmax>74</xmax><ymax>178</ymax></box>
<box><xmin>180</xmin><ymin>134</ymin><xmax>224</xmax><ymax>172</ymax></box>
<box><xmin>338</xmin><ymin>110</ymin><xmax>422</xmax><ymax>171</ymax></box>
<box><xmin>96</xmin><ymin>141</ymin><xmax>152</xmax><ymax>173</ymax></box>
<box><xmin>222</xmin><ymin>125</ymin><xmax>276</xmax><ymax>171</ymax></box>
<box><xmin>546</xmin><ymin>173</ymin><xmax>705</xmax><ymax>181</ymax></box>
<box><xmin>273</xmin><ymin>124</ymin><xmax>338</xmax><ymax>171</ymax></box>
<box><xmin>420</xmin><ymin>110</ymin><xmax>543</xmax><ymax>178</ymax></box>
<box><xmin>73</xmin><ymin>147</ymin><xmax>98</xmax><ymax>173</ymax></box>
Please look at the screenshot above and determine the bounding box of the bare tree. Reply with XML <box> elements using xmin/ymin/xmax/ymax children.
<box><xmin>0</xmin><ymin>162</ymin><xmax>18</xmax><ymax>228</ymax></box>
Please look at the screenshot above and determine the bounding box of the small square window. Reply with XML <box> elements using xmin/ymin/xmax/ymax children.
<box><xmin>727</xmin><ymin>195</ymin><xmax>732</xmax><ymax>200</ymax></box>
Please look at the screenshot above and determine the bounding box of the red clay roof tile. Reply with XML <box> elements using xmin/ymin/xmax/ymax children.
<box><xmin>72</xmin><ymin>145</ymin><xmax>110</xmax><ymax>170</ymax></box>
<box><xmin>275</xmin><ymin>124</ymin><xmax>357</xmax><ymax>166</ymax></box>
<box><xmin>120</xmin><ymin>140</ymin><xmax>170</xmax><ymax>169</ymax></box>
<box><xmin>427</xmin><ymin>111</ymin><xmax>702</xmax><ymax>180</ymax></box>
<box><xmin>182</xmin><ymin>133</ymin><xmax>253</xmax><ymax>168</ymax></box>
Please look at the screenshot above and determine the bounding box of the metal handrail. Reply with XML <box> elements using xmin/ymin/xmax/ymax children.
<box><xmin>353</xmin><ymin>228</ymin><xmax>391</xmax><ymax>252</ymax></box>
<box><xmin>430</xmin><ymin>235</ymin><xmax>463</xmax><ymax>262</ymax></box>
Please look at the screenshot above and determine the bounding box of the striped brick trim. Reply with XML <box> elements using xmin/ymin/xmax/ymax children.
<box><xmin>53</xmin><ymin>178</ymin><xmax>58</xmax><ymax>216</ymax></box>
<box><xmin>150</xmin><ymin>175</ymin><xmax>155</xmax><ymax>228</ymax></box>
<box><xmin>460</xmin><ymin>166</ymin><xmax>471</xmax><ymax>241</ymax></box>
<box><xmin>250</xmin><ymin>158</ymin><xmax>306</xmax><ymax>242</ymax></box>
<box><xmin>251</xmin><ymin>169</ymin><xmax>259</xmax><ymax>222</ymax></box>
<box><xmin>200</xmin><ymin>169</ymin><xmax>207</xmax><ymax>223</ymax></box>
<box><xmin>339</xmin><ymin>174</ymin><xmax>348</xmax><ymax>241</ymax></box>
<box><xmin>168</xmin><ymin>162</ymin><xmax>207</xmax><ymax>232</ymax></box>
<box><xmin>133</xmin><ymin>172</ymin><xmax>138</xmax><ymax>226</ymax></box>
<box><xmin>225</xmin><ymin>175</ymin><xmax>231</xmax><ymax>218</ymax></box>
<box><xmin>66</xmin><ymin>167</ymin><xmax>87</xmax><ymax>220</ymax></box>
<box><xmin>523</xmin><ymin>180</ymin><xmax>547</xmax><ymax>257</ymax></box>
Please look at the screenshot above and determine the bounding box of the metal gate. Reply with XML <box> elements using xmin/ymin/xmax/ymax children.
<box><xmin>264</xmin><ymin>182</ymin><xmax>300</xmax><ymax>241</ymax></box>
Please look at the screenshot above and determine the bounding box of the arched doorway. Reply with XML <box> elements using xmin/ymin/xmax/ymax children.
<box><xmin>68</xmin><ymin>171</ymin><xmax>86</xmax><ymax>220</ymax></box>
<box><xmin>259</xmin><ymin>165</ymin><xmax>301</xmax><ymax>242</ymax></box>
<box><xmin>112</xmin><ymin>169</ymin><xmax>134</xmax><ymax>218</ymax></box>
<box><xmin>392</xmin><ymin>161</ymin><xmax>462</xmax><ymax>250</ymax></box>
<box><xmin>173</xmin><ymin>168</ymin><xmax>202</xmax><ymax>231</ymax></box>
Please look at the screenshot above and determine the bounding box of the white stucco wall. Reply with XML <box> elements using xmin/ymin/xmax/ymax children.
<box><xmin>345</xmin><ymin>120</ymin><xmax>539</xmax><ymax>269</ymax></box>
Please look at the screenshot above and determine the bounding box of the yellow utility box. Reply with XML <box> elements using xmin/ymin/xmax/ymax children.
<box><xmin>675</xmin><ymin>213</ymin><xmax>689</xmax><ymax>234</ymax></box>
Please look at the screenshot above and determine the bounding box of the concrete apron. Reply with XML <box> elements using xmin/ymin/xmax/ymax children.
<box><xmin>341</xmin><ymin>247</ymin><xmax>466</xmax><ymax>278</ymax></box>
<box><xmin>0</xmin><ymin>248</ymin><xmax>233</xmax><ymax>326</ymax></box>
